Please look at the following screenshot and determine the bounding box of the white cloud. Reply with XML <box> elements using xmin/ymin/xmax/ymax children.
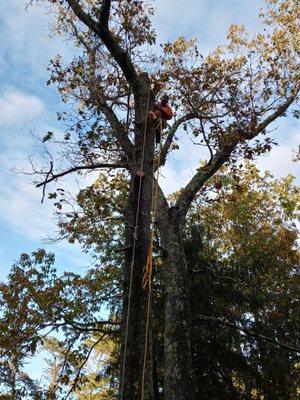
<box><xmin>153</xmin><ymin>0</ymin><xmax>264</xmax><ymax>52</ymax></box>
<box><xmin>0</xmin><ymin>167</ymin><xmax>91</xmax><ymax>273</ymax></box>
<box><xmin>0</xmin><ymin>88</ymin><xmax>94</xmax><ymax>248</ymax></box>
<box><xmin>159</xmin><ymin>131</ymin><xmax>209</xmax><ymax>194</ymax></box>
<box><xmin>159</xmin><ymin>118</ymin><xmax>300</xmax><ymax>196</ymax></box>
<box><xmin>0</xmin><ymin>174</ymin><xmax>52</xmax><ymax>239</ymax></box>
<box><xmin>0</xmin><ymin>146</ymin><xmax>90</xmax><ymax>242</ymax></box>
<box><xmin>0</xmin><ymin>88</ymin><xmax>44</xmax><ymax>126</ymax></box>
<box><xmin>0</xmin><ymin>1</ymin><xmax>76</xmax><ymax>251</ymax></box>
<box><xmin>0</xmin><ymin>0</ymin><xmax>74</xmax><ymax>82</ymax></box>
<box><xmin>256</xmin><ymin>125</ymin><xmax>300</xmax><ymax>180</ymax></box>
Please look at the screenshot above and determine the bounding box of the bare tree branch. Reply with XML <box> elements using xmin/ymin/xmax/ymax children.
<box><xmin>193</xmin><ymin>265</ymin><xmax>251</xmax><ymax>288</ymax></box>
<box><xmin>200</xmin><ymin>119</ymin><xmax>213</xmax><ymax>161</ymax></box>
<box><xmin>36</xmin><ymin>162</ymin><xmax>125</xmax><ymax>188</ymax></box>
<box><xmin>175</xmin><ymin>138</ymin><xmax>238</xmax><ymax>220</ymax></box>
<box><xmin>99</xmin><ymin>0</ymin><xmax>111</xmax><ymax>26</ymax></box>
<box><xmin>41</xmin><ymin>161</ymin><xmax>53</xmax><ymax>203</ymax></box>
<box><xmin>196</xmin><ymin>315</ymin><xmax>300</xmax><ymax>353</ymax></box>
<box><xmin>65</xmin><ymin>0</ymin><xmax>139</xmax><ymax>88</ymax></box>
<box><xmin>85</xmin><ymin>48</ymin><xmax>134</xmax><ymax>161</ymax></box>
<box><xmin>243</xmin><ymin>89</ymin><xmax>300</xmax><ymax>139</ymax></box>
<box><xmin>175</xmin><ymin>91</ymin><xmax>299</xmax><ymax>220</ymax></box>
<box><xmin>96</xmin><ymin>100</ymin><xmax>134</xmax><ymax>160</ymax></box>
<box><xmin>159</xmin><ymin>112</ymin><xmax>199</xmax><ymax>167</ymax></box>
<box><xmin>62</xmin><ymin>318</ymin><xmax>120</xmax><ymax>335</ymax></box>
<box><xmin>64</xmin><ymin>333</ymin><xmax>107</xmax><ymax>400</ymax></box>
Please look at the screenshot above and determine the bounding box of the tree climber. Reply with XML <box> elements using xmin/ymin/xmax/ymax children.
<box><xmin>149</xmin><ymin>94</ymin><xmax>173</xmax><ymax>144</ymax></box>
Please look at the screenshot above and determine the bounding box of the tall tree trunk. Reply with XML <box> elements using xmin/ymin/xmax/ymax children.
<box><xmin>120</xmin><ymin>77</ymin><xmax>155</xmax><ymax>400</ymax></box>
<box><xmin>159</xmin><ymin>208</ymin><xmax>196</xmax><ymax>400</ymax></box>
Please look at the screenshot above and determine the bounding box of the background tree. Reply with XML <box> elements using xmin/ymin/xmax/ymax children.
<box><xmin>43</xmin><ymin>334</ymin><xmax>118</xmax><ymax>400</ymax></box>
<box><xmin>185</xmin><ymin>163</ymin><xmax>300</xmax><ymax>399</ymax></box>
<box><xmin>0</xmin><ymin>250</ymin><xmax>120</xmax><ymax>399</ymax></box>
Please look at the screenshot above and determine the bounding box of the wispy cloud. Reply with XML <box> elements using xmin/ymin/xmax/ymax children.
<box><xmin>0</xmin><ymin>0</ymin><xmax>74</xmax><ymax>86</ymax></box>
<box><xmin>153</xmin><ymin>0</ymin><xmax>264</xmax><ymax>52</ymax></box>
<box><xmin>160</xmin><ymin>118</ymin><xmax>300</xmax><ymax>195</ymax></box>
<box><xmin>0</xmin><ymin>87</ymin><xmax>45</xmax><ymax>126</ymax></box>
<box><xmin>256</xmin><ymin>123</ymin><xmax>300</xmax><ymax>180</ymax></box>
<box><xmin>0</xmin><ymin>87</ymin><xmax>53</xmax><ymax>242</ymax></box>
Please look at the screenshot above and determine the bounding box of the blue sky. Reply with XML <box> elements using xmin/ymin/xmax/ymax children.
<box><xmin>0</xmin><ymin>0</ymin><xmax>299</xmax><ymax>279</ymax></box>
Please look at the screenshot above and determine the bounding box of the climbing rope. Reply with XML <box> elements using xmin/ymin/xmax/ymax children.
<box><xmin>141</xmin><ymin>130</ymin><xmax>162</xmax><ymax>400</ymax></box>
<box><xmin>120</xmin><ymin>84</ymin><xmax>163</xmax><ymax>400</ymax></box>
<box><xmin>120</xmin><ymin>84</ymin><xmax>152</xmax><ymax>400</ymax></box>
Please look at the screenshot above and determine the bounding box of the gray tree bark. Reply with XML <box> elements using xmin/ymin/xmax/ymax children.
<box><xmin>158</xmin><ymin>206</ymin><xmax>196</xmax><ymax>400</ymax></box>
<box><xmin>120</xmin><ymin>77</ymin><xmax>156</xmax><ymax>400</ymax></box>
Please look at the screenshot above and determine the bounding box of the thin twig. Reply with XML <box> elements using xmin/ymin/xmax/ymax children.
<box><xmin>64</xmin><ymin>333</ymin><xmax>107</xmax><ymax>400</ymax></box>
<box><xmin>36</xmin><ymin>162</ymin><xmax>125</xmax><ymax>188</ymax></box>
<box><xmin>41</xmin><ymin>161</ymin><xmax>53</xmax><ymax>203</ymax></box>
<box><xmin>196</xmin><ymin>315</ymin><xmax>300</xmax><ymax>353</ymax></box>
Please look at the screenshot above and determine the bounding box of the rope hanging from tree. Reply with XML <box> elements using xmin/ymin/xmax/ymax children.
<box><xmin>141</xmin><ymin>138</ymin><xmax>161</xmax><ymax>400</ymax></box>
<box><xmin>120</xmin><ymin>82</ymin><xmax>163</xmax><ymax>400</ymax></box>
